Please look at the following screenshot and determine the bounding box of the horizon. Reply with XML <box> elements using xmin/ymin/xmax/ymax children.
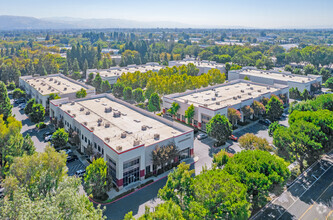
<box><xmin>1</xmin><ymin>0</ymin><xmax>333</xmax><ymax>29</ymax></box>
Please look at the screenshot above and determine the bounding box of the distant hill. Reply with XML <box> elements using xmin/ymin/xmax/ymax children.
<box><xmin>0</xmin><ymin>15</ymin><xmax>190</xmax><ymax>30</ymax></box>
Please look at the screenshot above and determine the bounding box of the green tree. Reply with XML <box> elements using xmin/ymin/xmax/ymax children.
<box><xmin>304</xmin><ymin>64</ymin><xmax>317</xmax><ymax>75</ymax></box>
<box><xmin>123</xmin><ymin>86</ymin><xmax>133</xmax><ymax>100</ymax></box>
<box><xmin>0</xmin><ymin>81</ymin><xmax>12</xmax><ymax>120</ymax></box>
<box><xmin>7</xmin><ymin>82</ymin><xmax>16</xmax><ymax>90</ymax></box>
<box><xmin>87</xmin><ymin>72</ymin><xmax>94</xmax><ymax>85</ymax></box>
<box><xmin>241</xmin><ymin>105</ymin><xmax>254</xmax><ymax>120</ymax></box>
<box><xmin>51</xmin><ymin>128</ymin><xmax>69</xmax><ymax>148</ymax></box>
<box><xmin>251</xmin><ymin>100</ymin><xmax>266</xmax><ymax>117</ymax></box>
<box><xmin>71</xmin><ymin>71</ymin><xmax>82</xmax><ymax>80</ymax></box>
<box><xmin>206</xmin><ymin>114</ymin><xmax>232</xmax><ymax>144</ymax></box>
<box><xmin>101</xmin><ymin>80</ymin><xmax>111</xmax><ymax>93</ymax></box>
<box><xmin>133</xmin><ymin>88</ymin><xmax>145</xmax><ymax>103</ymax></box>
<box><xmin>112</xmin><ymin>82</ymin><xmax>124</xmax><ymax>98</ymax></box>
<box><xmin>189</xmin><ymin>169</ymin><xmax>251</xmax><ymax>219</ymax></box>
<box><xmin>266</xmin><ymin>95</ymin><xmax>284</xmax><ymax>121</ymax></box>
<box><xmin>76</xmin><ymin>88</ymin><xmax>87</xmax><ymax>98</ymax></box>
<box><xmin>228</xmin><ymin>108</ymin><xmax>241</xmax><ymax>126</ymax></box>
<box><xmin>213</xmin><ymin>150</ymin><xmax>231</xmax><ymax>169</ymax></box>
<box><xmin>325</xmin><ymin>77</ymin><xmax>333</xmax><ymax>90</ymax></box>
<box><xmin>82</xmin><ymin>59</ymin><xmax>89</xmax><ymax>78</ymax></box>
<box><xmin>84</xmin><ymin>158</ymin><xmax>112</xmax><ymax>200</ymax></box>
<box><xmin>167</xmin><ymin>102</ymin><xmax>180</xmax><ymax>119</ymax></box>
<box><xmin>12</xmin><ymin>88</ymin><xmax>26</xmax><ymax>100</ymax></box>
<box><xmin>29</xmin><ymin>104</ymin><xmax>45</xmax><ymax>123</ymax></box>
<box><xmin>319</xmin><ymin>68</ymin><xmax>330</xmax><ymax>82</ymax></box>
<box><xmin>72</xmin><ymin>58</ymin><xmax>80</xmax><ymax>72</ymax></box>
<box><xmin>268</xmin><ymin>121</ymin><xmax>280</xmax><ymax>136</ymax></box>
<box><xmin>184</xmin><ymin>104</ymin><xmax>195</xmax><ymax>124</ymax></box>
<box><xmin>148</xmin><ymin>93</ymin><xmax>160</xmax><ymax>112</ymax></box>
<box><xmin>284</xmin><ymin>64</ymin><xmax>293</xmax><ymax>72</ymax></box>
<box><xmin>244</xmin><ymin>76</ymin><xmax>250</xmax><ymax>80</ymax></box>
<box><xmin>224</xmin><ymin>150</ymin><xmax>290</xmax><ymax>209</ymax></box>
<box><xmin>24</xmin><ymin>98</ymin><xmax>35</xmax><ymax>115</ymax></box>
<box><xmin>93</xmin><ymin>73</ymin><xmax>102</xmax><ymax>92</ymax></box>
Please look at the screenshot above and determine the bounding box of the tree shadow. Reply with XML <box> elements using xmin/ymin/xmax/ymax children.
<box><xmin>252</xmin><ymin>203</ymin><xmax>296</xmax><ymax>220</ymax></box>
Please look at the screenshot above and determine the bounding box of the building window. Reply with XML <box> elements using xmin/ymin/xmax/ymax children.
<box><xmin>88</xmin><ymin>140</ymin><xmax>90</xmax><ymax>145</ymax></box>
<box><xmin>123</xmin><ymin>167</ymin><xmax>140</xmax><ymax>186</ymax></box>
<box><xmin>108</xmin><ymin>157</ymin><xmax>117</xmax><ymax>181</ymax></box>
<box><xmin>94</xmin><ymin>143</ymin><xmax>97</xmax><ymax>149</ymax></box>
<box><xmin>194</xmin><ymin>120</ymin><xmax>198</xmax><ymax>125</ymax></box>
<box><xmin>98</xmin><ymin>146</ymin><xmax>101</xmax><ymax>152</ymax></box>
<box><xmin>102</xmin><ymin>149</ymin><xmax>104</xmax><ymax>154</ymax></box>
<box><xmin>177</xmin><ymin>113</ymin><xmax>180</xmax><ymax>119</ymax></box>
<box><xmin>82</xmin><ymin>135</ymin><xmax>84</xmax><ymax>140</ymax></box>
<box><xmin>146</xmin><ymin>165</ymin><xmax>151</xmax><ymax>174</ymax></box>
<box><xmin>85</xmin><ymin>137</ymin><xmax>87</xmax><ymax>143</ymax></box>
<box><xmin>182</xmin><ymin>115</ymin><xmax>186</xmax><ymax>121</ymax></box>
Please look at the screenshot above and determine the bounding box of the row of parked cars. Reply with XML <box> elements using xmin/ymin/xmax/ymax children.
<box><xmin>197</xmin><ymin>133</ymin><xmax>238</xmax><ymax>142</ymax></box>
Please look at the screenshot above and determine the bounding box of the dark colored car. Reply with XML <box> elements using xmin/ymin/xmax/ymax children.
<box><xmin>66</xmin><ymin>155</ymin><xmax>78</xmax><ymax>163</ymax></box>
<box><xmin>259</xmin><ymin>119</ymin><xmax>271</xmax><ymax>126</ymax></box>
<box><xmin>43</xmin><ymin>131</ymin><xmax>54</xmax><ymax>138</ymax></box>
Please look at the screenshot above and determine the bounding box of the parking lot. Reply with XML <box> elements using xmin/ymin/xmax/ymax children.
<box><xmin>252</xmin><ymin>152</ymin><xmax>333</xmax><ymax>220</ymax></box>
<box><xmin>67</xmin><ymin>159</ymin><xmax>86</xmax><ymax>176</ymax></box>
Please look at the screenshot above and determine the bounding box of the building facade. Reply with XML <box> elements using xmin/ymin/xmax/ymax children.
<box><xmin>229</xmin><ymin>67</ymin><xmax>322</xmax><ymax>92</ymax></box>
<box><xmin>169</xmin><ymin>58</ymin><xmax>226</xmax><ymax>75</ymax></box>
<box><xmin>19</xmin><ymin>74</ymin><xmax>95</xmax><ymax>109</ymax></box>
<box><xmin>50</xmin><ymin>94</ymin><xmax>194</xmax><ymax>189</ymax></box>
<box><xmin>162</xmin><ymin>79</ymin><xmax>289</xmax><ymax>131</ymax></box>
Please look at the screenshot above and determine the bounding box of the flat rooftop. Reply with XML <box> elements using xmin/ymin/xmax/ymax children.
<box><xmin>60</xmin><ymin>96</ymin><xmax>182</xmax><ymax>152</ymax></box>
<box><xmin>89</xmin><ymin>63</ymin><xmax>163</xmax><ymax>78</ymax></box>
<box><xmin>238</xmin><ymin>69</ymin><xmax>320</xmax><ymax>83</ymax></box>
<box><xmin>24</xmin><ymin>75</ymin><xmax>88</xmax><ymax>96</ymax></box>
<box><xmin>171</xmin><ymin>60</ymin><xmax>225</xmax><ymax>68</ymax></box>
<box><xmin>173</xmin><ymin>81</ymin><xmax>281</xmax><ymax>110</ymax></box>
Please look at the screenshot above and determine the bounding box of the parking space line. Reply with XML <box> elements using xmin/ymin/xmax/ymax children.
<box><xmin>277</xmin><ymin>166</ymin><xmax>332</xmax><ymax>220</ymax></box>
<box><xmin>311</xmin><ymin>174</ymin><xmax>318</xmax><ymax>180</ymax></box>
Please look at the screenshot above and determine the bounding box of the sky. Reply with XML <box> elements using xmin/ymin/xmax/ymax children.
<box><xmin>1</xmin><ymin>0</ymin><xmax>333</xmax><ymax>28</ymax></box>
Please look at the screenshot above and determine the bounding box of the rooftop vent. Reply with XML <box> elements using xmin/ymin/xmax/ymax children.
<box><xmin>116</xmin><ymin>146</ymin><xmax>122</xmax><ymax>151</ymax></box>
<box><xmin>48</xmin><ymin>86</ymin><xmax>52</xmax><ymax>90</ymax></box>
<box><xmin>86</xmin><ymin>111</ymin><xmax>90</xmax><ymax>115</ymax></box>
<box><xmin>49</xmin><ymin>78</ymin><xmax>53</xmax><ymax>81</ymax></box>
<box><xmin>63</xmin><ymin>87</ymin><xmax>67</xmax><ymax>91</ymax></box>
<box><xmin>211</xmin><ymin>97</ymin><xmax>216</xmax><ymax>101</ymax></box>
<box><xmin>241</xmin><ymin>90</ymin><xmax>244</xmax><ymax>93</ymax></box>
<box><xmin>104</xmin><ymin>137</ymin><xmax>110</xmax><ymax>142</ymax></box>
<box><xmin>267</xmin><ymin>86</ymin><xmax>271</xmax><ymax>90</ymax></box>
<box><xmin>216</xmin><ymin>102</ymin><xmax>220</xmax><ymax>105</ymax></box>
<box><xmin>121</xmin><ymin>113</ymin><xmax>127</xmax><ymax>116</ymax></box>
<box><xmin>237</xmin><ymin>95</ymin><xmax>241</xmax><ymax>98</ymax></box>
<box><xmin>105</xmin><ymin>123</ymin><xmax>110</xmax><ymax>128</ymax></box>
<box><xmin>233</xmin><ymin>96</ymin><xmax>237</xmax><ymax>100</ymax></box>
<box><xmin>289</xmin><ymin>75</ymin><xmax>292</xmax><ymax>78</ymax></box>
<box><xmin>121</xmin><ymin>132</ymin><xmax>127</xmax><ymax>138</ymax></box>
<box><xmin>80</xmin><ymin>107</ymin><xmax>84</xmax><ymax>111</ymax></box>
<box><xmin>248</xmin><ymin>93</ymin><xmax>252</xmax><ymax>95</ymax></box>
<box><xmin>90</xmin><ymin>127</ymin><xmax>94</xmax><ymax>131</ymax></box>
<box><xmin>59</xmin><ymin>104</ymin><xmax>62</xmax><ymax>107</ymax></box>
<box><xmin>204</xmin><ymin>104</ymin><xmax>208</xmax><ymax>107</ymax></box>
<box><xmin>134</xmin><ymin>119</ymin><xmax>141</xmax><ymax>123</ymax></box>
<box><xmin>141</xmin><ymin>125</ymin><xmax>147</xmax><ymax>131</ymax></box>
<box><xmin>154</xmin><ymin>133</ymin><xmax>160</xmax><ymax>140</ymax></box>
<box><xmin>247</xmin><ymin>83</ymin><xmax>250</xmax><ymax>86</ymax></box>
<box><xmin>98</xmin><ymin>122</ymin><xmax>102</xmax><ymax>127</ymax></box>
<box><xmin>113</xmin><ymin>111</ymin><xmax>121</xmax><ymax>117</ymax></box>
<box><xmin>71</xmin><ymin>102</ymin><xmax>75</xmax><ymax>105</ymax></box>
<box><xmin>258</xmin><ymin>89</ymin><xmax>261</xmax><ymax>92</ymax></box>
<box><xmin>67</xmin><ymin>110</ymin><xmax>71</xmax><ymax>113</ymax></box>
<box><xmin>105</xmin><ymin>107</ymin><xmax>112</xmax><ymax>113</ymax></box>
<box><xmin>184</xmin><ymin>99</ymin><xmax>188</xmax><ymax>103</ymax></box>
<box><xmin>58</xmin><ymin>82</ymin><xmax>61</xmax><ymax>85</ymax></box>
<box><xmin>72</xmin><ymin>114</ymin><xmax>76</xmax><ymax>118</ymax></box>
<box><xmin>97</xmin><ymin>118</ymin><xmax>102</xmax><ymax>123</ymax></box>
<box><xmin>83</xmin><ymin>122</ymin><xmax>87</xmax><ymax>126</ymax></box>
<box><xmin>302</xmin><ymin>80</ymin><xmax>305</xmax><ymax>83</ymax></box>
<box><xmin>250</xmin><ymin>87</ymin><xmax>254</xmax><ymax>90</ymax></box>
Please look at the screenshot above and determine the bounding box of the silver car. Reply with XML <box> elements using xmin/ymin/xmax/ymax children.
<box><xmin>197</xmin><ymin>133</ymin><xmax>208</xmax><ymax>140</ymax></box>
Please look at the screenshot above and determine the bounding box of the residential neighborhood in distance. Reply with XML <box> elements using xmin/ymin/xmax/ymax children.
<box><xmin>0</xmin><ymin>1</ymin><xmax>332</xmax><ymax>219</ymax></box>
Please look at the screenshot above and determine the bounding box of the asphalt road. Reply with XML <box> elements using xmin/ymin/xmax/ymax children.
<box><xmin>253</xmin><ymin>152</ymin><xmax>333</xmax><ymax>220</ymax></box>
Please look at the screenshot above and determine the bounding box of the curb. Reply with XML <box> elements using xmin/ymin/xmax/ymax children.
<box><xmin>89</xmin><ymin>161</ymin><xmax>196</xmax><ymax>205</ymax></box>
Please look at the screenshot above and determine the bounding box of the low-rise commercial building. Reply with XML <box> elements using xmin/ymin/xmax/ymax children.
<box><xmin>229</xmin><ymin>67</ymin><xmax>322</xmax><ymax>92</ymax></box>
<box><xmin>19</xmin><ymin>74</ymin><xmax>95</xmax><ymax>109</ymax></box>
<box><xmin>50</xmin><ymin>94</ymin><xmax>194</xmax><ymax>188</ymax></box>
<box><xmin>168</xmin><ymin>58</ymin><xmax>226</xmax><ymax>75</ymax></box>
<box><xmin>87</xmin><ymin>62</ymin><xmax>163</xmax><ymax>85</ymax></box>
<box><xmin>162</xmin><ymin>79</ymin><xmax>289</xmax><ymax>131</ymax></box>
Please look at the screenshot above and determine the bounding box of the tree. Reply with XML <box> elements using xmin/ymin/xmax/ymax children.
<box><xmin>251</xmin><ymin>100</ymin><xmax>266</xmax><ymax>117</ymax></box>
<box><xmin>29</xmin><ymin>104</ymin><xmax>45</xmax><ymax>123</ymax></box>
<box><xmin>206</xmin><ymin>114</ymin><xmax>232</xmax><ymax>144</ymax></box>
<box><xmin>213</xmin><ymin>150</ymin><xmax>232</xmax><ymax>169</ymax></box>
<box><xmin>224</xmin><ymin>150</ymin><xmax>290</xmax><ymax>209</ymax></box>
<box><xmin>47</xmin><ymin>93</ymin><xmax>60</xmax><ymax>107</ymax></box>
<box><xmin>62</xmin><ymin>62</ymin><xmax>68</xmax><ymax>75</ymax></box>
<box><xmin>319</xmin><ymin>68</ymin><xmax>330</xmax><ymax>82</ymax></box>
<box><xmin>244</xmin><ymin>76</ymin><xmax>250</xmax><ymax>80</ymax></box>
<box><xmin>24</xmin><ymin>98</ymin><xmax>35</xmax><ymax>115</ymax></box>
<box><xmin>304</xmin><ymin>64</ymin><xmax>317</xmax><ymax>75</ymax></box>
<box><xmin>301</xmin><ymin>89</ymin><xmax>311</xmax><ymax>101</ymax></box>
<box><xmin>93</xmin><ymin>73</ymin><xmax>102</xmax><ymax>92</ymax></box>
<box><xmin>112</xmin><ymin>82</ymin><xmax>124</xmax><ymax>98</ymax></box>
<box><xmin>241</xmin><ymin>105</ymin><xmax>254</xmax><ymax>120</ymax></box>
<box><xmin>72</xmin><ymin>58</ymin><xmax>80</xmax><ymax>72</ymax></box>
<box><xmin>148</xmin><ymin>93</ymin><xmax>160</xmax><ymax>112</ymax></box>
<box><xmin>87</xmin><ymin>72</ymin><xmax>94</xmax><ymax>85</ymax></box>
<box><xmin>284</xmin><ymin>64</ymin><xmax>293</xmax><ymax>72</ymax></box>
<box><xmin>101</xmin><ymin>80</ymin><xmax>111</xmax><ymax>93</ymax></box>
<box><xmin>0</xmin><ymin>81</ymin><xmax>12</xmax><ymax>120</ymax></box>
<box><xmin>76</xmin><ymin>88</ymin><xmax>87</xmax><ymax>98</ymax></box>
<box><xmin>289</xmin><ymin>87</ymin><xmax>301</xmax><ymax>100</ymax></box>
<box><xmin>71</xmin><ymin>72</ymin><xmax>81</xmax><ymax>80</ymax></box>
<box><xmin>325</xmin><ymin>77</ymin><xmax>333</xmax><ymax>90</ymax></box>
<box><xmin>228</xmin><ymin>108</ymin><xmax>241</xmax><ymax>126</ymax></box>
<box><xmin>51</xmin><ymin>128</ymin><xmax>69</xmax><ymax>149</ymax></box>
<box><xmin>184</xmin><ymin>104</ymin><xmax>195</xmax><ymax>124</ymax></box>
<box><xmin>189</xmin><ymin>169</ymin><xmax>251</xmax><ymax>219</ymax></box>
<box><xmin>84</xmin><ymin>158</ymin><xmax>112</xmax><ymax>200</ymax></box>
<box><xmin>268</xmin><ymin>121</ymin><xmax>280</xmax><ymax>136</ymax></box>
<box><xmin>12</xmin><ymin>88</ymin><xmax>26</xmax><ymax>100</ymax></box>
<box><xmin>158</xmin><ymin>163</ymin><xmax>194</xmax><ymax>210</ymax></box>
<box><xmin>82</xmin><ymin>59</ymin><xmax>89</xmax><ymax>78</ymax></box>
<box><xmin>123</xmin><ymin>86</ymin><xmax>133</xmax><ymax>100</ymax></box>
<box><xmin>266</xmin><ymin>95</ymin><xmax>284</xmax><ymax>121</ymax></box>
<box><xmin>7</xmin><ymin>82</ymin><xmax>16</xmax><ymax>90</ymax></box>
<box><xmin>238</xmin><ymin>133</ymin><xmax>272</xmax><ymax>151</ymax></box>
<box><xmin>133</xmin><ymin>88</ymin><xmax>145</xmax><ymax>103</ymax></box>
<box><xmin>167</xmin><ymin>102</ymin><xmax>180</xmax><ymax>119</ymax></box>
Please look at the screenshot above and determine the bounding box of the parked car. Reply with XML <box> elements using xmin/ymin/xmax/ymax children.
<box><xmin>75</xmin><ymin>169</ymin><xmax>86</xmax><ymax>177</ymax></box>
<box><xmin>45</xmin><ymin>134</ymin><xmax>53</xmax><ymax>142</ymax></box>
<box><xmin>197</xmin><ymin>133</ymin><xmax>208</xmax><ymax>140</ymax></box>
<box><xmin>65</xmin><ymin>149</ymin><xmax>73</xmax><ymax>155</ymax></box>
<box><xmin>14</xmin><ymin>98</ymin><xmax>25</xmax><ymax>105</ymax></box>
<box><xmin>259</xmin><ymin>119</ymin><xmax>271</xmax><ymax>126</ymax></box>
<box><xmin>43</xmin><ymin>131</ymin><xmax>54</xmax><ymax>138</ymax></box>
<box><xmin>213</xmin><ymin>141</ymin><xmax>225</xmax><ymax>148</ymax></box>
<box><xmin>229</xmin><ymin>135</ymin><xmax>238</xmax><ymax>142</ymax></box>
<box><xmin>66</xmin><ymin>155</ymin><xmax>78</xmax><ymax>163</ymax></box>
<box><xmin>19</xmin><ymin>103</ymin><xmax>26</xmax><ymax>110</ymax></box>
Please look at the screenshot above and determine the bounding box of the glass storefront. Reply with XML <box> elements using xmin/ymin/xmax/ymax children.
<box><xmin>123</xmin><ymin>158</ymin><xmax>140</xmax><ymax>186</ymax></box>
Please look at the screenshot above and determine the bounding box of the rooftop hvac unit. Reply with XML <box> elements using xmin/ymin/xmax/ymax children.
<box><xmin>216</xmin><ymin>102</ymin><xmax>220</xmax><ymax>105</ymax></box>
<box><xmin>215</xmin><ymin>93</ymin><xmax>219</xmax><ymax>97</ymax></box>
<box><xmin>267</xmin><ymin>87</ymin><xmax>270</xmax><ymax>90</ymax></box>
<box><xmin>71</xmin><ymin>102</ymin><xmax>75</xmax><ymax>105</ymax></box>
<box><xmin>105</xmin><ymin>123</ymin><xmax>110</xmax><ymax>128</ymax></box>
<box><xmin>184</xmin><ymin>99</ymin><xmax>188</xmax><ymax>103</ymax></box>
<box><xmin>73</xmin><ymin>114</ymin><xmax>76</xmax><ymax>118</ymax></box>
<box><xmin>116</xmin><ymin>146</ymin><xmax>122</xmax><ymax>151</ymax></box>
<box><xmin>67</xmin><ymin>110</ymin><xmax>71</xmax><ymax>113</ymax></box>
<box><xmin>105</xmin><ymin>137</ymin><xmax>110</xmax><ymax>142</ymax></box>
<box><xmin>59</xmin><ymin>104</ymin><xmax>62</xmax><ymax>107</ymax></box>
<box><xmin>97</xmin><ymin>118</ymin><xmax>102</xmax><ymax>123</ymax></box>
<box><xmin>83</xmin><ymin>122</ymin><xmax>87</xmax><ymax>126</ymax></box>
<box><xmin>105</xmin><ymin>107</ymin><xmax>112</xmax><ymax>113</ymax></box>
<box><xmin>121</xmin><ymin>132</ymin><xmax>127</xmax><ymax>138</ymax></box>
<box><xmin>258</xmin><ymin>89</ymin><xmax>261</xmax><ymax>92</ymax></box>
<box><xmin>241</xmin><ymin>90</ymin><xmax>244</xmax><ymax>93</ymax></box>
<box><xmin>133</xmin><ymin>140</ymin><xmax>140</xmax><ymax>146</ymax></box>
<box><xmin>86</xmin><ymin>111</ymin><xmax>90</xmax><ymax>115</ymax></box>
<box><xmin>248</xmin><ymin>93</ymin><xmax>252</xmax><ymax>95</ymax></box>
<box><xmin>90</xmin><ymin>127</ymin><xmax>94</xmax><ymax>131</ymax></box>
<box><xmin>247</xmin><ymin>83</ymin><xmax>250</xmax><ymax>86</ymax></box>
<box><xmin>154</xmin><ymin>133</ymin><xmax>160</xmax><ymax>140</ymax></box>
<box><xmin>250</xmin><ymin>87</ymin><xmax>254</xmax><ymax>90</ymax></box>
<box><xmin>63</xmin><ymin>87</ymin><xmax>67</xmax><ymax>91</ymax></box>
<box><xmin>98</xmin><ymin>122</ymin><xmax>102</xmax><ymax>127</ymax></box>
<box><xmin>211</xmin><ymin>97</ymin><xmax>216</xmax><ymax>101</ymax></box>
<box><xmin>80</xmin><ymin>107</ymin><xmax>84</xmax><ymax>111</ymax></box>
<box><xmin>58</xmin><ymin>82</ymin><xmax>61</xmax><ymax>85</ymax></box>
<box><xmin>113</xmin><ymin>111</ymin><xmax>121</xmax><ymax>117</ymax></box>
<box><xmin>49</xmin><ymin>78</ymin><xmax>53</xmax><ymax>81</ymax></box>
<box><xmin>233</xmin><ymin>96</ymin><xmax>237</xmax><ymax>100</ymax></box>
<box><xmin>141</xmin><ymin>125</ymin><xmax>147</xmax><ymax>131</ymax></box>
